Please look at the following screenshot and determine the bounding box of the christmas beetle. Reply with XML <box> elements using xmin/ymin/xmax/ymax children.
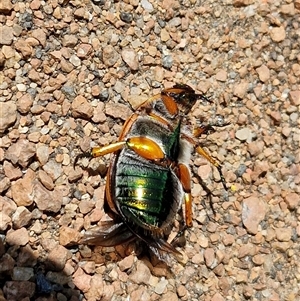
<box><xmin>74</xmin><ymin>84</ymin><xmax>227</xmax><ymax>257</ymax></box>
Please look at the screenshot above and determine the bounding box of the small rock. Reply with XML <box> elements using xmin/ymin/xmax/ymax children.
<box><xmin>59</xmin><ymin>226</ymin><xmax>81</xmax><ymax>246</ymax></box>
<box><xmin>71</xmin><ymin>95</ymin><xmax>94</xmax><ymax>119</ymax></box>
<box><xmin>0</xmin><ymin>101</ymin><xmax>17</xmax><ymax>133</ymax></box>
<box><xmin>78</xmin><ymin>199</ymin><xmax>95</xmax><ymax>214</ymax></box>
<box><xmin>32</xmin><ymin>28</ymin><xmax>47</xmax><ymax>47</ymax></box>
<box><xmin>6</xmin><ymin>227</ymin><xmax>29</xmax><ymax>246</ymax></box>
<box><xmin>256</xmin><ymin>64</ymin><xmax>270</xmax><ymax>82</ymax></box>
<box><xmin>154</xmin><ymin>278</ymin><xmax>168</xmax><ymax>294</ymax></box>
<box><xmin>121</xmin><ymin>49</ymin><xmax>139</xmax><ymax>71</ymax></box>
<box><xmin>247</xmin><ymin>141</ymin><xmax>264</xmax><ymax>157</ymax></box>
<box><xmin>36</xmin><ymin>145</ymin><xmax>50</xmax><ymax>165</ymax></box>
<box><xmin>12</xmin><ymin>267</ymin><xmax>34</xmax><ymax>281</ymax></box>
<box><xmin>141</xmin><ymin>0</ymin><xmax>153</xmax><ymax>11</ymax></box>
<box><xmin>17</xmin><ymin>93</ymin><xmax>33</xmax><ymax>114</ymax></box>
<box><xmin>284</xmin><ymin>192</ymin><xmax>299</xmax><ymax>210</ymax></box>
<box><xmin>0</xmin><ymin>212</ymin><xmax>11</xmax><ymax>231</ymax></box>
<box><xmin>211</xmin><ymin>292</ymin><xmax>225</xmax><ymax>301</ymax></box>
<box><xmin>3</xmin><ymin>160</ymin><xmax>22</xmax><ymax>180</ymax></box>
<box><xmin>120</xmin><ymin>12</ymin><xmax>133</xmax><ymax>23</ymax></box>
<box><xmin>129</xmin><ymin>261</ymin><xmax>151</xmax><ymax>284</ymax></box>
<box><xmin>242</xmin><ymin>196</ymin><xmax>266</xmax><ymax>234</ymax></box>
<box><xmin>233</xmin><ymin>81</ymin><xmax>248</xmax><ymax>99</ymax></box>
<box><xmin>12</xmin><ymin>206</ymin><xmax>33</xmax><ymax>229</ymax></box>
<box><xmin>119</xmin><ymin>254</ymin><xmax>135</xmax><ymax>271</ymax></box>
<box><xmin>281</xmin><ymin>4</ymin><xmax>295</xmax><ymax>16</ymax></box>
<box><xmin>275</xmin><ymin>227</ymin><xmax>292</xmax><ymax>242</ymax></box>
<box><xmin>73</xmin><ymin>267</ymin><xmax>92</xmax><ymax>293</ymax></box>
<box><xmin>47</xmin><ymin>245</ymin><xmax>72</xmax><ymax>271</ymax></box>
<box><xmin>15</xmin><ymin>39</ymin><xmax>33</xmax><ymax>58</ymax></box>
<box><xmin>105</xmin><ymin>102</ymin><xmax>132</xmax><ymax>121</ymax></box>
<box><xmin>162</xmin><ymin>55</ymin><xmax>173</xmax><ymax>69</ymax></box>
<box><xmin>235</xmin><ymin>127</ymin><xmax>253</xmax><ymax>142</ymax></box>
<box><xmin>77</xmin><ymin>43</ymin><xmax>93</xmax><ymax>58</ymax></box>
<box><xmin>33</xmin><ymin>182</ymin><xmax>62</xmax><ymax>213</ymax></box>
<box><xmin>215</xmin><ymin>69</ymin><xmax>227</xmax><ymax>82</ymax></box>
<box><xmin>0</xmin><ymin>253</ymin><xmax>15</xmax><ymax>274</ymax></box>
<box><xmin>11</xmin><ymin>168</ymin><xmax>35</xmax><ymax>206</ymax></box>
<box><xmin>160</xmin><ymin>291</ymin><xmax>179</xmax><ymax>301</ymax></box>
<box><xmin>43</xmin><ymin>159</ymin><xmax>63</xmax><ymax>180</ymax></box>
<box><xmin>38</xmin><ymin>170</ymin><xmax>54</xmax><ymax>190</ymax></box>
<box><xmin>5</xmin><ymin>139</ymin><xmax>36</xmax><ymax>168</ymax></box>
<box><xmin>0</xmin><ymin>0</ymin><xmax>13</xmax><ymax>14</ymax></box>
<box><xmin>161</xmin><ymin>28</ymin><xmax>170</xmax><ymax>42</ymax></box>
<box><xmin>62</xmin><ymin>35</ymin><xmax>78</xmax><ymax>47</ymax></box>
<box><xmin>0</xmin><ymin>25</ymin><xmax>14</xmax><ymax>45</ymax></box>
<box><xmin>289</xmin><ymin>90</ymin><xmax>300</xmax><ymax>106</ymax></box>
<box><xmin>3</xmin><ymin>281</ymin><xmax>35</xmax><ymax>301</ymax></box>
<box><xmin>270</xmin><ymin>26</ymin><xmax>286</xmax><ymax>42</ymax></box>
<box><xmin>102</xmin><ymin>45</ymin><xmax>120</xmax><ymax>67</ymax></box>
<box><xmin>204</xmin><ymin>248</ymin><xmax>217</xmax><ymax>268</ymax></box>
<box><xmin>233</xmin><ymin>0</ymin><xmax>254</xmax><ymax>7</ymax></box>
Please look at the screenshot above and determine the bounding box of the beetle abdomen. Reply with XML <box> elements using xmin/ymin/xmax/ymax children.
<box><xmin>113</xmin><ymin>149</ymin><xmax>179</xmax><ymax>231</ymax></box>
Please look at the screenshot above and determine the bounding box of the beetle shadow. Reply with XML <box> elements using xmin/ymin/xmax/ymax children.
<box><xmin>78</xmin><ymin>239</ymin><xmax>176</xmax><ymax>279</ymax></box>
<box><xmin>0</xmin><ymin>236</ymin><xmax>81</xmax><ymax>301</ymax></box>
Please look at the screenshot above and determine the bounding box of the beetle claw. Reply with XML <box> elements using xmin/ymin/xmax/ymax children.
<box><xmin>73</xmin><ymin>151</ymin><xmax>92</xmax><ymax>169</ymax></box>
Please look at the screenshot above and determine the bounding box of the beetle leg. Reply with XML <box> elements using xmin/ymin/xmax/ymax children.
<box><xmin>127</xmin><ymin>137</ymin><xmax>165</xmax><ymax>160</ymax></box>
<box><xmin>75</xmin><ymin>137</ymin><xmax>165</xmax><ymax>167</ymax></box>
<box><xmin>193</xmin><ymin>124</ymin><xmax>216</xmax><ymax>138</ymax></box>
<box><xmin>91</xmin><ymin>141</ymin><xmax>126</xmax><ymax>157</ymax></box>
<box><xmin>195</xmin><ymin>146</ymin><xmax>227</xmax><ymax>191</ymax></box>
<box><xmin>177</xmin><ymin>163</ymin><xmax>193</xmax><ymax>228</ymax></box>
<box><xmin>74</xmin><ymin>141</ymin><xmax>126</xmax><ymax>168</ymax></box>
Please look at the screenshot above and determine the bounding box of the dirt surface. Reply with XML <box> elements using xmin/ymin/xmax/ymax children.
<box><xmin>0</xmin><ymin>0</ymin><xmax>300</xmax><ymax>300</ymax></box>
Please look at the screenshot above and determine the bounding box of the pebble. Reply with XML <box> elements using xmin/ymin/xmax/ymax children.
<box><xmin>33</xmin><ymin>182</ymin><xmax>62</xmax><ymax>212</ymax></box>
<box><xmin>71</xmin><ymin>95</ymin><xmax>94</xmax><ymax>119</ymax></box>
<box><xmin>0</xmin><ymin>101</ymin><xmax>17</xmax><ymax>133</ymax></box>
<box><xmin>47</xmin><ymin>245</ymin><xmax>72</xmax><ymax>271</ymax></box>
<box><xmin>235</xmin><ymin>127</ymin><xmax>253</xmax><ymax>142</ymax></box>
<box><xmin>0</xmin><ymin>25</ymin><xmax>14</xmax><ymax>45</ymax></box>
<box><xmin>121</xmin><ymin>48</ymin><xmax>139</xmax><ymax>71</ymax></box>
<box><xmin>59</xmin><ymin>226</ymin><xmax>81</xmax><ymax>246</ymax></box>
<box><xmin>6</xmin><ymin>227</ymin><xmax>29</xmax><ymax>246</ymax></box>
<box><xmin>0</xmin><ymin>0</ymin><xmax>13</xmax><ymax>13</ymax></box>
<box><xmin>233</xmin><ymin>81</ymin><xmax>248</xmax><ymax>99</ymax></box>
<box><xmin>3</xmin><ymin>281</ymin><xmax>35</xmax><ymax>300</ymax></box>
<box><xmin>102</xmin><ymin>45</ymin><xmax>120</xmax><ymax>67</ymax></box>
<box><xmin>289</xmin><ymin>90</ymin><xmax>300</xmax><ymax>106</ymax></box>
<box><xmin>270</xmin><ymin>26</ymin><xmax>286</xmax><ymax>42</ymax></box>
<box><xmin>256</xmin><ymin>64</ymin><xmax>270</xmax><ymax>82</ymax></box>
<box><xmin>12</xmin><ymin>267</ymin><xmax>34</xmax><ymax>281</ymax></box>
<box><xmin>73</xmin><ymin>268</ymin><xmax>92</xmax><ymax>292</ymax></box>
<box><xmin>5</xmin><ymin>139</ymin><xmax>36</xmax><ymax>168</ymax></box>
<box><xmin>11</xmin><ymin>168</ymin><xmax>35</xmax><ymax>206</ymax></box>
<box><xmin>12</xmin><ymin>206</ymin><xmax>33</xmax><ymax>229</ymax></box>
<box><xmin>129</xmin><ymin>261</ymin><xmax>151</xmax><ymax>285</ymax></box>
<box><xmin>242</xmin><ymin>196</ymin><xmax>266</xmax><ymax>234</ymax></box>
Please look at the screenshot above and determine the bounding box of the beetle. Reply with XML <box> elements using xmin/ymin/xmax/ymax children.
<box><xmin>74</xmin><ymin>84</ymin><xmax>227</xmax><ymax>257</ymax></box>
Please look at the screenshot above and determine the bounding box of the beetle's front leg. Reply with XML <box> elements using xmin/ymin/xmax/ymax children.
<box><xmin>74</xmin><ymin>137</ymin><xmax>166</xmax><ymax>168</ymax></box>
<box><xmin>74</xmin><ymin>141</ymin><xmax>127</xmax><ymax>167</ymax></box>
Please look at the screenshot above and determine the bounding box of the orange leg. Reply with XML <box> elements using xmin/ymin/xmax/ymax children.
<box><xmin>74</xmin><ymin>136</ymin><xmax>166</xmax><ymax>166</ymax></box>
<box><xmin>196</xmin><ymin>146</ymin><xmax>227</xmax><ymax>190</ymax></box>
<box><xmin>177</xmin><ymin>163</ymin><xmax>193</xmax><ymax>228</ymax></box>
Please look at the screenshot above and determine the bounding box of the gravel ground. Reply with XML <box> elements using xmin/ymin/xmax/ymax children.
<box><xmin>1</xmin><ymin>0</ymin><xmax>300</xmax><ymax>300</ymax></box>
